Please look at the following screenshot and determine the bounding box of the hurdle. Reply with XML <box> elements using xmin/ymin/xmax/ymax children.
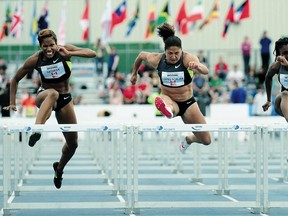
<box><xmin>2</xmin><ymin>122</ymin><xmax>288</xmax><ymax>215</ymax></box>
<box><xmin>126</xmin><ymin>123</ymin><xmax>262</xmax><ymax>214</ymax></box>
<box><xmin>1</xmin><ymin>124</ymin><xmax>129</xmax><ymax>216</ymax></box>
<box><xmin>262</xmin><ymin>124</ymin><xmax>288</xmax><ymax>214</ymax></box>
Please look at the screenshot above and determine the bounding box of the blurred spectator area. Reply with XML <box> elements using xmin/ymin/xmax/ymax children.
<box><xmin>0</xmin><ymin>43</ymin><xmax>263</xmax><ymax>77</ymax></box>
<box><xmin>2</xmin><ymin>44</ymin><xmax>279</xmax><ymax>116</ymax></box>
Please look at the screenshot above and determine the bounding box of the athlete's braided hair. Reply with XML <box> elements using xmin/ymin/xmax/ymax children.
<box><xmin>157</xmin><ymin>23</ymin><xmax>182</xmax><ymax>50</ymax></box>
<box><xmin>273</xmin><ymin>37</ymin><xmax>288</xmax><ymax>60</ymax></box>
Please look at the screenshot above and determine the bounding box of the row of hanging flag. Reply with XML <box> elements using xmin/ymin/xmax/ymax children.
<box><xmin>0</xmin><ymin>0</ymin><xmax>250</xmax><ymax>45</ymax></box>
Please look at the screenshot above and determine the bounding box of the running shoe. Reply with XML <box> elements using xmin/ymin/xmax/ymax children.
<box><xmin>155</xmin><ymin>97</ymin><xmax>173</xmax><ymax>119</ymax></box>
<box><xmin>179</xmin><ymin>138</ymin><xmax>190</xmax><ymax>154</ymax></box>
<box><xmin>28</xmin><ymin>132</ymin><xmax>41</xmax><ymax>147</ymax></box>
<box><xmin>53</xmin><ymin>162</ymin><xmax>63</xmax><ymax>189</ymax></box>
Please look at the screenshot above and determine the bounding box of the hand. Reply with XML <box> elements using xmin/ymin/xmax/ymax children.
<box><xmin>276</xmin><ymin>56</ymin><xmax>288</xmax><ymax>66</ymax></box>
<box><xmin>188</xmin><ymin>61</ymin><xmax>200</xmax><ymax>70</ymax></box>
<box><xmin>2</xmin><ymin>104</ymin><xmax>17</xmax><ymax>111</ymax></box>
<box><xmin>262</xmin><ymin>101</ymin><xmax>272</xmax><ymax>112</ymax></box>
<box><xmin>58</xmin><ymin>46</ymin><xmax>71</xmax><ymax>59</ymax></box>
<box><xmin>130</xmin><ymin>73</ymin><xmax>138</xmax><ymax>85</ymax></box>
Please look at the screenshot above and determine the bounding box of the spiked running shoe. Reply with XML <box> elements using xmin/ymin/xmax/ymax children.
<box><xmin>28</xmin><ymin>132</ymin><xmax>41</xmax><ymax>147</ymax></box>
<box><xmin>179</xmin><ymin>138</ymin><xmax>190</xmax><ymax>154</ymax></box>
<box><xmin>155</xmin><ymin>97</ymin><xmax>173</xmax><ymax>119</ymax></box>
<box><xmin>53</xmin><ymin>162</ymin><xmax>63</xmax><ymax>189</ymax></box>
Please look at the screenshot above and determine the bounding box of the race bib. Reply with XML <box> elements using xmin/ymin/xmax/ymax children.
<box><xmin>161</xmin><ymin>71</ymin><xmax>184</xmax><ymax>87</ymax></box>
<box><xmin>41</xmin><ymin>62</ymin><xmax>65</xmax><ymax>79</ymax></box>
<box><xmin>279</xmin><ymin>74</ymin><xmax>288</xmax><ymax>89</ymax></box>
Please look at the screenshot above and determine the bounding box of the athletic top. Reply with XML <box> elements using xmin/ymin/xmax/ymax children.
<box><xmin>157</xmin><ymin>53</ymin><xmax>192</xmax><ymax>88</ymax></box>
<box><xmin>34</xmin><ymin>51</ymin><xmax>72</xmax><ymax>83</ymax></box>
<box><xmin>278</xmin><ymin>65</ymin><xmax>288</xmax><ymax>91</ymax></box>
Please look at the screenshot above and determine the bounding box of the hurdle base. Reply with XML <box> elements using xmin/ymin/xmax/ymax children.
<box><xmin>1</xmin><ymin>208</ymin><xmax>11</xmax><ymax>216</ymax></box>
<box><xmin>215</xmin><ymin>189</ymin><xmax>230</xmax><ymax>195</ymax></box>
<box><xmin>261</xmin><ymin>207</ymin><xmax>270</xmax><ymax>214</ymax></box>
<box><xmin>247</xmin><ymin>168</ymin><xmax>255</xmax><ymax>173</ymax></box>
<box><xmin>124</xmin><ymin>207</ymin><xmax>140</xmax><ymax>215</ymax></box>
<box><xmin>190</xmin><ymin>178</ymin><xmax>203</xmax><ymax>183</ymax></box>
<box><xmin>277</xmin><ymin>177</ymin><xmax>288</xmax><ymax>182</ymax></box>
<box><xmin>112</xmin><ymin>190</ymin><xmax>125</xmax><ymax>196</ymax></box>
<box><xmin>249</xmin><ymin>207</ymin><xmax>261</xmax><ymax>214</ymax></box>
<box><xmin>172</xmin><ymin>168</ymin><xmax>183</xmax><ymax>174</ymax></box>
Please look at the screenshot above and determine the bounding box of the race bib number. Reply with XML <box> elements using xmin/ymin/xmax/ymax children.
<box><xmin>279</xmin><ymin>74</ymin><xmax>288</xmax><ymax>89</ymax></box>
<box><xmin>41</xmin><ymin>62</ymin><xmax>65</xmax><ymax>79</ymax></box>
<box><xmin>161</xmin><ymin>71</ymin><xmax>184</xmax><ymax>87</ymax></box>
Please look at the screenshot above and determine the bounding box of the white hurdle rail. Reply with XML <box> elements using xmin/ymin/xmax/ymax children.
<box><xmin>0</xmin><ymin>124</ymin><xmax>129</xmax><ymax>216</ymax></box>
<box><xmin>2</xmin><ymin>123</ymin><xmax>288</xmax><ymax>215</ymax></box>
<box><xmin>127</xmin><ymin>123</ymin><xmax>262</xmax><ymax>214</ymax></box>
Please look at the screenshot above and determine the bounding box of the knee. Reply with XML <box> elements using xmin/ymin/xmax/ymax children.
<box><xmin>282</xmin><ymin>91</ymin><xmax>288</xmax><ymax>97</ymax></box>
<box><xmin>47</xmin><ymin>89</ymin><xmax>59</xmax><ymax>101</ymax></box>
<box><xmin>65</xmin><ymin>136</ymin><xmax>78</xmax><ymax>152</ymax></box>
<box><xmin>201</xmin><ymin>134</ymin><xmax>212</xmax><ymax>146</ymax></box>
<box><xmin>70</xmin><ymin>139</ymin><xmax>78</xmax><ymax>151</ymax></box>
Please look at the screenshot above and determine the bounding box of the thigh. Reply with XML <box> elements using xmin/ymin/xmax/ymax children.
<box><xmin>181</xmin><ymin>102</ymin><xmax>206</xmax><ymax>124</ymax></box>
<box><xmin>55</xmin><ymin>101</ymin><xmax>77</xmax><ymax>124</ymax></box>
<box><xmin>181</xmin><ymin>103</ymin><xmax>210</xmax><ymax>139</ymax></box>
<box><xmin>55</xmin><ymin>102</ymin><xmax>78</xmax><ymax>143</ymax></box>
<box><xmin>161</xmin><ymin>95</ymin><xmax>180</xmax><ymax>115</ymax></box>
<box><xmin>274</xmin><ymin>94</ymin><xmax>283</xmax><ymax>116</ymax></box>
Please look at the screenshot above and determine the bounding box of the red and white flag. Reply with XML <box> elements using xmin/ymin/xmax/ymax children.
<box><xmin>10</xmin><ymin>0</ymin><xmax>24</xmax><ymax>39</ymax></box>
<box><xmin>234</xmin><ymin>0</ymin><xmax>250</xmax><ymax>22</ymax></box>
<box><xmin>100</xmin><ymin>0</ymin><xmax>112</xmax><ymax>45</ymax></box>
<box><xmin>58</xmin><ymin>0</ymin><xmax>67</xmax><ymax>45</ymax></box>
<box><xmin>110</xmin><ymin>0</ymin><xmax>127</xmax><ymax>35</ymax></box>
<box><xmin>175</xmin><ymin>0</ymin><xmax>187</xmax><ymax>33</ymax></box>
<box><xmin>80</xmin><ymin>0</ymin><xmax>89</xmax><ymax>41</ymax></box>
<box><xmin>181</xmin><ymin>0</ymin><xmax>204</xmax><ymax>35</ymax></box>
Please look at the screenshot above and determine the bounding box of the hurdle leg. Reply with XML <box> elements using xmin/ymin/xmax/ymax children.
<box><xmin>124</xmin><ymin>126</ymin><xmax>133</xmax><ymax>215</ymax></box>
<box><xmin>2</xmin><ymin>127</ymin><xmax>11</xmax><ymax>216</ymax></box>
<box><xmin>216</xmin><ymin>131</ymin><xmax>224</xmax><ymax>195</ymax></box>
<box><xmin>118</xmin><ymin>129</ymin><xmax>125</xmax><ymax>195</ymax></box>
<box><xmin>132</xmin><ymin>126</ymin><xmax>140</xmax><ymax>214</ymax></box>
<box><xmin>262</xmin><ymin>126</ymin><xmax>270</xmax><ymax>214</ymax></box>
<box><xmin>278</xmin><ymin>131</ymin><xmax>288</xmax><ymax>182</ymax></box>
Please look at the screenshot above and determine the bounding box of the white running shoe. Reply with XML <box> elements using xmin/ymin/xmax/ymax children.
<box><xmin>179</xmin><ymin>138</ymin><xmax>190</xmax><ymax>154</ymax></box>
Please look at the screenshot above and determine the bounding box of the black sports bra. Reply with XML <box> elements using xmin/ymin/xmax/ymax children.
<box><xmin>157</xmin><ymin>54</ymin><xmax>192</xmax><ymax>88</ymax></box>
<box><xmin>34</xmin><ymin>51</ymin><xmax>72</xmax><ymax>83</ymax></box>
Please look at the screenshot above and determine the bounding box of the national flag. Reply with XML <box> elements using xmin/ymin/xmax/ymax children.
<box><xmin>181</xmin><ymin>0</ymin><xmax>204</xmax><ymax>35</ymax></box>
<box><xmin>188</xmin><ymin>0</ymin><xmax>204</xmax><ymax>22</ymax></box>
<box><xmin>9</xmin><ymin>0</ymin><xmax>24</xmax><ymax>39</ymax></box>
<box><xmin>157</xmin><ymin>1</ymin><xmax>169</xmax><ymax>26</ymax></box>
<box><xmin>234</xmin><ymin>0</ymin><xmax>250</xmax><ymax>22</ymax></box>
<box><xmin>110</xmin><ymin>0</ymin><xmax>127</xmax><ymax>35</ymax></box>
<box><xmin>126</xmin><ymin>1</ymin><xmax>139</xmax><ymax>37</ymax></box>
<box><xmin>0</xmin><ymin>4</ymin><xmax>12</xmax><ymax>41</ymax></box>
<box><xmin>199</xmin><ymin>1</ymin><xmax>219</xmax><ymax>30</ymax></box>
<box><xmin>101</xmin><ymin>0</ymin><xmax>111</xmax><ymax>45</ymax></box>
<box><xmin>38</xmin><ymin>0</ymin><xmax>48</xmax><ymax>31</ymax></box>
<box><xmin>175</xmin><ymin>0</ymin><xmax>187</xmax><ymax>32</ymax></box>
<box><xmin>80</xmin><ymin>0</ymin><xmax>89</xmax><ymax>41</ymax></box>
<box><xmin>30</xmin><ymin>0</ymin><xmax>38</xmax><ymax>45</ymax></box>
<box><xmin>58</xmin><ymin>0</ymin><xmax>67</xmax><ymax>45</ymax></box>
<box><xmin>222</xmin><ymin>1</ymin><xmax>235</xmax><ymax>38</ymax></box>
<box><xmin>145</xmin><ymin>3</ymin><xmax>156</xmax><ymax>39</ymax></box>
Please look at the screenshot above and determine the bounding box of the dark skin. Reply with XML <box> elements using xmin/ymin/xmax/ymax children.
<box><xmin>3</xmin><ymin>36</ymin><xmax>96</xmax><ymax>172</ymax></box>
<box><xmin>262</xmin><ymin>44</ymin><xmax>288</xmax><ymax>122</ymax></box>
